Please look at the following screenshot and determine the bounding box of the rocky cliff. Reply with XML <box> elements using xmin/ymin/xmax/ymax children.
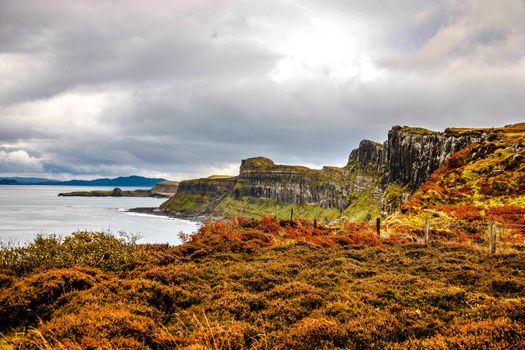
<box><xmin>160</xmin><ymin>176</ymin><xmax>236</xmax><ymax>215</ymax></box>
<box><xmin>150</xmin><ymin>181</ymin><xmax>179</xmax><ymax>197</ymax></box>
<box><xmin>385</xmin><ymin>126</ymin><xmax>484</xmax><ymax>188</ymax></box>
<box><xmin>161</xmin><ymin>124</ymin><xmax>507</xmax><ymax>221</ymax></box>
<box><xmin>392</xmin><ymin>123</ymin><xmax>525</xmax><ymax>230</ymax></box>
<box><xmin>347</xmin><ymin>140</ymin><xmax>384</xmax><ymax>172</ymax></box>
<box><xmin>234</xmin><ymin>157</ymin><xmax>349</xmax><ymax>209</ymax></box>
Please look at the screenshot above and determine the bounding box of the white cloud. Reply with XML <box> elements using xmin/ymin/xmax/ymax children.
<box><xmin>0</xmin><ymin>149</ymin><xmax>43</xmax><ymax>172</ymax></box>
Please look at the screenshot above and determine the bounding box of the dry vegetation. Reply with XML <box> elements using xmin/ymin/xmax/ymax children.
<box><xmin>391</xmin><ymin>123</ymin><xmax>525</xmax><ymax>238</ymax></box>
<box><xmin>1</xmin><ymin>217</ymin><xmax>524</xmax><ymax>349</ymax></box>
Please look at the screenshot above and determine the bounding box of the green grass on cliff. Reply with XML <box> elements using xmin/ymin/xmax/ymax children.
<box><xmin>1</xmin><ymin>218</ymin><xmax>524</xmax><ymax>349</ymax></box>
<box><xmin>214</xmin><ymin>195</ymin><xmax>342</xmax><ymax>222</ymax></box>
<box><xmin>160</xmin><ymin>192</ymin><xmax>211</xmax><ymax>214</ymax></box>
<box><xmin>398</xmin><ymin>126</ymin><xmax>440</xmax><ymax>136</ymax></box>
<box><xmin>343</xmin><ymin>192</ymin><xmax>381</xmax><ymax>222</ymax></box>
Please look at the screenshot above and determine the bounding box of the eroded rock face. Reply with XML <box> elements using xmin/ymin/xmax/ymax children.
<box><xmin>230</xmin><ymin>127</ymin><xmax>485</xmax><ymax>210</ymax></box>
<box><xmin>177</xmin><ymin>177</ymin><xmax>236</xmax><ymax>197</ymax></box>
<box><xmin>386</xmin><ymin>126</ymin><xmax>483</xmax><ymax>188</ymax></box>
<box><xmin>236</xmin><ymin>157</ymin><xmax>349</xmax><ymax>209</ymax></box>
<box><xmin>347</xmin><ymin>140</ymin><xmax>385</xmax><ymax>172</ymax></box>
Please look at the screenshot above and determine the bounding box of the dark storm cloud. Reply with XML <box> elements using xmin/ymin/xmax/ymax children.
<box><xmin>0</xmin><ymin>0</ymin><xmax>524</xmax><ymax>180</ymax></box>
<box><xmin>0</xmin><ymin>0</ymin><xmax>277</xmax><ymax>105</ymax></box>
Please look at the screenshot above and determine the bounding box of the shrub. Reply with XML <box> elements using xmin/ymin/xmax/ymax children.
<box><xmin>15</xmin><ymin>304</ymin><xmax>175</xmax><ymax>349</ymax></box>
<box><xmin>0</xmin><ymin>231</ymin><xmax>143</xmax><ymax>275</ymax></box>
<box><xmin>283</xmin><ymin>317</ymin><xmax>346</xmax><ymax>349</ymax></box>
<box><xmin>0</xmin><ymin>268</ymin><xmax>101</xmax><ymax>329</ymax></box>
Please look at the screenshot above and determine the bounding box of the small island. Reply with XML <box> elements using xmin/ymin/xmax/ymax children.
<box><xmin>58</xmin><ymin>181</ymin><xmax>179</xmax><ymax>198</ymax></box>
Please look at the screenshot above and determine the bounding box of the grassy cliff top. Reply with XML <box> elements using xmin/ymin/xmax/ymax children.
<box><xmin>156</xmin><ymin>180</ymin><xmax>179</xmax><ymax>185</ymax></box>
<box><xmin>206</xmin><ymin>175</ymin><xmax>235</xmax><ymax>179</ymax></box>
<box><xmin>241</xmin><ymin>156</ymin><xmax>312</xmax><ymax>173</ymax></box>
<box><xmin>181</xmin><ymin>176</ymin><xmax>237</xmax><ymax>184</ymax></box>
<box><xmin>394</xmin><ymin>123</ymin><xmax>525</xmax><ymax>138</ymax></box>
<box><xmin>394</xmin><ymin>125</ymin><xmax>440</xmax><ymax>135</ymax></box>
<box><xmin>242</xmin><ymin>156</ymin><xmax>275</xmax><ymax>167</ymax></box>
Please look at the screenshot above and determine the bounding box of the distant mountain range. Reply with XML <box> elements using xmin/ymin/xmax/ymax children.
<box><xmin>0</xmin><ymin>175</ymin><xmax>166</xmax><ymax>187</ymax></box>
<box><xmin>1</xmin><ymin>177</ymin><xmax>60</xmax><ymax>184</ymax></box>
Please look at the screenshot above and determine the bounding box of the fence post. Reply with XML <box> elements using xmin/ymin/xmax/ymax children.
<box><xmin>290</xmin><ymin>208</ymin><xmax>294</xmax><ymax>222</ymax></box>
<box><xmin>490</xmin><ymin>221</ymin><xmax>497</xmax><ymax>254</ymax></box>
<box><xmin>425</xmin><ymin>218</ymin><xmax>430</xmax><ymax>244</ymax></box>
<box><xmin>376</xmin><ymin>218</ymin><xmax>381</xmax><ymax>238</ymax></box>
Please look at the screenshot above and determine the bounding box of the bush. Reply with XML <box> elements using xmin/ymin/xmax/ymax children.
<box><xmin>283</xmin><ymin>317</ymin><xmax>346</xmax><ymax>349</ymax></box>
<box><xmin>15</xmin><ymin>304</ymin><xmax>176</xmax><ymax>349</ymax></box>
<box><xmin>0</xmin><ymin>268</ymin><xmax>101</xmax><ymax>329</ymax></box>
<box><xmin>0</xmin><ymin>231</ymin><xmax>143</xmax><ymax>275</ymax></box>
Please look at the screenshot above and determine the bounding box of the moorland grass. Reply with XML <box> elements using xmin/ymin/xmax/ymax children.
<box><xmin>0</xmin><ymin>217</ymin><xmax>524</xmax><ymax>349</ymax></box>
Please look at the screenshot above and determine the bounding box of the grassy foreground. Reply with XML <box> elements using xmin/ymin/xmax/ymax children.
<box><xmin>1</xmin><ymin>218</ymin><xmax>524</xmax><ymax>349</ymax></box>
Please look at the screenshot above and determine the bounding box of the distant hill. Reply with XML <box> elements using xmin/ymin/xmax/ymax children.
<box><xmin>44</xmin><ymin>176</ymin><xmax>166</xmax><ymax>187</ymax></box>
<box><xmin>0</xmin><ymin>179</ymin><xmax>18</xmax><ymax>185</ymax></box>
<box><xmin>0</xmin><ymin>175</ymin><xmax>166</xmax><ymax>187</ymax></box>
<box><xmin>0</xmin><ymin>177</ymin><xmax>59</xmax><ymax>184</ymax></box>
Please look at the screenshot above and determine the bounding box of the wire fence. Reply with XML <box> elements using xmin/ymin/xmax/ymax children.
<box><xmin>376</xmin><ymin>217</ymin><xmax>525</xmax><ymax>254</ymax></box>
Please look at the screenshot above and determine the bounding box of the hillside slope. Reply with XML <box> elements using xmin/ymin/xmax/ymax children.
<box><xmin>391</xmin><ymin>123</ymin><xmax>525</xmax><ymax>234</ymax></box>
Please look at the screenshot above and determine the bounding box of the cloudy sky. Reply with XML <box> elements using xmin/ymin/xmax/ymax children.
<box><xmin>0</xmin><ymin>0</ymin><xmax>524</xmax><ymax>180</ymax></box>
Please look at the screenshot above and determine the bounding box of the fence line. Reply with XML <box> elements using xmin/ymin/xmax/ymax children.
<box><xmin>281</xmin><ymin>208</ymin><xmax>523</xmax><ymax>254</ymax></box>
<box><xmin>385</xmin><ymin>217</ymin><xmax>524</xmax><ymax>254</ymax></box>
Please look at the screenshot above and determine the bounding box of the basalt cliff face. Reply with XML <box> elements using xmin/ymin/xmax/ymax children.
<box><xmin>234</xmin><ymin>158</ymin><xmax>349</xmax><ymax>209</ymax></box>
<box><xmin>161</xmin><ymin>125</ymin><xmax>510</xmax><ymax>221</ymax></box>
<box><xmin>385</xmin><ymin>126</ymin><xmax>484</xmax><ymax>188</ymax></box>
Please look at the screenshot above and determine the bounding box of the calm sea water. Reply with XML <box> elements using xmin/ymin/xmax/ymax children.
<box><xmin>0</xmin><ymin>185</ymin><xmax>200</xmax><ymax>245</ymax></box>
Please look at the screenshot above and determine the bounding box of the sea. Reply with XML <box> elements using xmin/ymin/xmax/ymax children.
<box><xmin>0</xmin><ymin>185</ymin><xmax>200</xmax><ymax>245</ymax></box>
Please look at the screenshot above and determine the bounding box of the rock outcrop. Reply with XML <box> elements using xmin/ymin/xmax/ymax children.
<box><xmin>347</xmin><ymin>140</ymin><xmax>385</xmax><ymax>172</ymax></box>
<box><xmin>150</xmin><ymin>181</ymin><xmax>179</xmax><ymax>197</ymax></box>
<box><xmin>160</xmin><ymin>176</ymin><xmax>236</xmax><ymax>215</ymax></box>
<box><xmin>177</xmin><ymin>176</ymin><xmax>236</xmax><ymax>195</ymax></box>
<box><xmin>58</xmin><ymin>184</ymin><xmax>177</xmax><ymax>198</ymax></box>
<box><xmin>393</xmin><ymin>123</ymin><xmax>525</xmax><ymax>228</ymax></box>
<box><xmin>234</xmin><ymin>157</ymin><xmax>349</xmax><ymax>209</ymax></box>
<box><xmin>385</xmin><ymin>126</ymin><xmax>484</xmax><ymax>188</ymax></box>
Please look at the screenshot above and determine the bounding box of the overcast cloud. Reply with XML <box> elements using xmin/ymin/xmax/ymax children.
<box><xmin>0</xmin><ymin>0</ymin><xmax>524</xmax><ymax>180</ymax></box>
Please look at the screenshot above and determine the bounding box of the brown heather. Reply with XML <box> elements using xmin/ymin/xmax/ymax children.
<box><xmin>0</xmin><ymin>217</ymin><xmax>524</xmax><ymax>349</ymax></box>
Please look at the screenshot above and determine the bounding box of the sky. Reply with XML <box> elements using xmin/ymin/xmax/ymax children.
<box><xmin>0</xmin><ymin>0</ymin><xmax>524</xmax><ymax>180</ymax></box>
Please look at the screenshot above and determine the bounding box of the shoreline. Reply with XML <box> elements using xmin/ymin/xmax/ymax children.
<box><xmin>126</xmin><ymin>207</ymin><xmax>221</xmax><ymax>223</ymax></box>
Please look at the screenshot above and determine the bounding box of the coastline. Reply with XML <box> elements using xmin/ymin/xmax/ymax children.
<box><xmin>126</xmin><ymin>207</ymin><xmax>220</xmax><ymax>223</ymax></box>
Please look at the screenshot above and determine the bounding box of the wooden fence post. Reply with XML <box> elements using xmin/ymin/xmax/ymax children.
<box><xmin>490</xmin><ymin>221</ymin><xmax>497</xmax><ymax>254</ymax></box>
<box><xmin>376</xmin><ymin>218</ymin><xmax>381</xmax><ymax>237</ymax></box>
<box><xmin>290</xmin><ymin>208</ymin><xmax>294</xmax><ymax>222</ymax></box>
<box><xmin>425</xmin><ymin>218</ymin><xmax>430</xmax><ymax>244</ymax></box>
